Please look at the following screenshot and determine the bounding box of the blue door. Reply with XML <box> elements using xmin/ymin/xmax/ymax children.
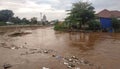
<box><xmin>100</xmin><ymin>18</ymin><xmax>113</xmax><ymax>32</ymax></box>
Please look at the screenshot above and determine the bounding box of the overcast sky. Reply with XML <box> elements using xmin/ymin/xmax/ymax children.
<box><xmin>0</xmin><ymin>0</ymin><xmax>120</xmax><ymax>21</ymax></box>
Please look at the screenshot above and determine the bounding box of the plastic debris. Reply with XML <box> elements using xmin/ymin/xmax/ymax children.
<box><xmin>55</xmin><ymin>55</ymin><xmax>63</xmax><ymax>60</ymax></box>
<box><xmin>64</xmin><ymin>62</ymin><xmax>69</xmax><ymax>65</ymax></box>
<box><xmin>11</xmin><ymin>47</ymin><xmax>16</xmax><ymax>49</ymax></box>
<box><xmin>67</xmin><ymin>63</ymin><xmax>75</xmax><ymax>68</ymax></box>
<box><xmin>68</xmin><ymin>58</ymin><xmax>73</xmax><ymax>62</ymax></box>
<box><xmin>43</xmin><ymin>50</ymin><xmax>48</xmax><ymax>53</ymax></box>
<box><xmin>71</xmin><ymin>56</ymin><xmax>78</xmax><ymax>59</ymax></box>
<box><xmin>42</xmin><ymin>67</ymin><xmax>49</xmax><ymax>69</ymax></box>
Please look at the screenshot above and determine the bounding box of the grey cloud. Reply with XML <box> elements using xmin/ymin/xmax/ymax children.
<box><xmin>0</xmin><ymin>0</ymin><xmax>120</xmax><ymax>20</ymax></box>
<box><xmin>35</xmin><ymin>0</ymin><xmax>78</xmax><ymax>10</ymax></box>
<box><xmin>92</xmin><ymin>0</ymin><xmax>120</xmax><ymax>12</ymax></box>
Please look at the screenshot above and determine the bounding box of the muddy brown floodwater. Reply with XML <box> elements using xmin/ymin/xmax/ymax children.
<box><xmin>0</xmin><ymin>26</ymin><xmax>120</xmax><ymax>69</ymax></box>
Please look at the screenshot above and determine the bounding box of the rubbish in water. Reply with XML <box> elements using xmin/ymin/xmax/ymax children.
<box><xmin>71</xmin><ymin>56</ymin><xmax>77</xmax><ymax>59</ymax></box>
<box><xmin>52</xmin><ymin>54</ymin><xmax>56</xmax><ymax>57</ymax></box>
<box><xmin>3</xmin><ymin>64</ymin><xmax>12</xmax><ymax>69</ymax></box>
<box><xmin>84</xmin><ymin>60</ymin><xmax>90</xmax><ymax>64</ymax></box>
<box><xmin>64</xmin><ymin>62</ymin><xmax>69</xmax><ymax>65</ymax></box>
<box><xmin>55</xmin><ymin>55</ymin><xmax>63</xmax><ymax>60</ymax></box>
<box><xmin>67</xmin><ymin>63</ymin><xmax>75</xmax><ymax>68</ymax></box>
<box><xmin>68</xmin><ymin>58</ymin><xmax>73</xmax><ymax>62</ymax></box>
<box><xmin>43</xmin><ymin>50</ymin><xmax>48</xmax><ymax>53</ymax></box>
<box><xmin>29</xmin><ymin>49</ymin><xmax>37</xmax><ymax>51</ymax></box>
<box><xmin>10</xmin><ymin>46</ymin><xmax>19</xmax><ymax>50</ymax></box>
<box><xmin>11</xmin><ymin>47</ymin><xmax>16</xmax><ymax>49</ymax></box>
<box><xmin>42</xmin><ymin>67</ymin><xmax>49</xmax><ymax>69</ymax></box>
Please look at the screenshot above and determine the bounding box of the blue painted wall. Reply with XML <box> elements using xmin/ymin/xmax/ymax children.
<box><xmin>100</xmin><ymin>18</ymin><xmax>113</xmax><ymax>32</ymax></box>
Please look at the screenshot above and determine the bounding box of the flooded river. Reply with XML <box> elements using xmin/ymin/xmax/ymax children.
<box><xmin>0</xmin><ymin>27</ymin><xmax>120</xmax><ymax>69</ymax></box>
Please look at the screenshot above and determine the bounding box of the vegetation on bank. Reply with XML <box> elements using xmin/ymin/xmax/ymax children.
<box><xmin>0</xmin><ymin>10</ymin><xmax>40</xmax><ymax>26</ymax></box>
<box><xmin>111</xmin><ymin>18</ymin><xmax>120</xmax><ymax>32</ymax></box>
<box><xmin>54</xmin><ymin>1</ymin><xmax>100</xmax><ymax>32</ymax></box>
<box><xmin>54</xmin><ymin>1</ymin><xmax>120</xmax><ymax>32</ymax></box>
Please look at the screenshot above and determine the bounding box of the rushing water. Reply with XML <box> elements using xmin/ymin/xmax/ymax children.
<box><xmin>0</xmin><ymin>27</ymin><xmax>120</xmax><ymax>69</ymax></box>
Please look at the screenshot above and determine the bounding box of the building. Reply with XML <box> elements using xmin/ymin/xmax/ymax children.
<box><xmin>97</xmin><ymin>9</ymin><xmax>120</xmax><ymax>32</ymax></box>
<box><xmin>41</xmin><ymin>15</ymin><xmax>49</xmax><ymax>25</ymax></box>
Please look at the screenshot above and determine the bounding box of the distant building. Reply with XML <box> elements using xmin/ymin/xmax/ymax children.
<box><xmin>6</xmin><ymin>21</ymin><xmax>14</xmax><ymax>25</ymax></box>
<box><xmin>97</xmin><ymin>9</ymin><xmax>120</xmax><ymax>32</ymax></box>
<box><xmin>41</xmin><ymin>15</ymin><xmax>49</xmax><ymax>25</ymax></box>
<box><xmin>42</xmin><ymin>15</ymin><xmax>47</xmax><ymax>22</ymax></box>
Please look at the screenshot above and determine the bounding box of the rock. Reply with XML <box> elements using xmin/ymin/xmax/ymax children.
<box><xmin>3</xmin><ymin>64</ymin><xmax>12</xmax><ymax>69</ymax></box>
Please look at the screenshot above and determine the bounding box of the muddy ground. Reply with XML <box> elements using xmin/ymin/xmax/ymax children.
<box><xmin>0</xmin><ymin>26</ymin><xmax>120</xmax><ymax>69</ymax></box>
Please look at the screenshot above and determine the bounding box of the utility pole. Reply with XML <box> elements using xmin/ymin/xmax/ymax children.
<box><xmin>40</xmin><ymin>12</ymin><xmax>42</xmax><ymax>24</ymax></box>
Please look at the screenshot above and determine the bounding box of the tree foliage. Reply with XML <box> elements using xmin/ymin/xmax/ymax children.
<box><xmin>9</xmin><ymin>17</ymin><xmax>21</xmax><ymax>24</ymax></box>
<box><xmin>65</xmin><ymin>1</ymin><xmax>95</xmax><ymax>29</ymax></box>
<box><xmin>21</xmin><ymin>18</ymin><xmax>30</xmax><ymax>24</ymax></box>
<box><xmin>30</xmin><ymin>17</ymin><xmax>37</xmax><ymax>24</ymax></box>
<box><xmin>111</xmin><ymin>18</ymin><xmax>120</xmax><ymax>32</ymax></box>
<box><xmin>0</xmin><ymin>10</ymin><xmax>14</xmax><ymax>22</ymax></box>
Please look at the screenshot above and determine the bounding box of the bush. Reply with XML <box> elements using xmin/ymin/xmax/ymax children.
<box><xmin>88</xmin><ymin>20</ymin><xmax>101</xmax><ymax>30</ymax></box>
<box><xmin>0</xmin><ymin>22</ymin><xmax>6</xmax><ymax>26</ymax></box>
<box><xmin>54</xmin><ymin>23</ymin><xmax>67</xmax><ymax>31</ymax></box>
<box><xmin>111</xmin><ymin>18</ymin><xmax>120</xmax><ymax>32</ymax></box>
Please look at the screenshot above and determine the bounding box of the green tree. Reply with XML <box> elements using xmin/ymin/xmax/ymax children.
<box><xmin>10</xmin><ymin>17</ymin><xmax>21</xmax><ymax>24</ymax></box>
<box><xmin>30</xmin><ymin>17</ymin><xmax>37</xmax><ymax>24</ymax></box>
<box><xmin>0</xmin><ymin>10</ymin><xmax>14</xmax><ymax>22</ymax></box>
<box><xmin>111</xmin><ymin>18</ymin><xmax>120</xmax><ymax>32</ymax></box>
<box><xmin>21</xmin><ymin>18</ymin><xmax>30</xmax><ymax>24</ymax></box>
<box><xmin>65</xmin><ymin>1</ymin><xmax>95</xmax><ymax>29</ymax></box>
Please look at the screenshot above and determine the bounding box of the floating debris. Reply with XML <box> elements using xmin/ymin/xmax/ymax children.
<box><xmin>11</xmin><ymin>47</ymin><xmax>16</xmax><ymax>49</ymax></box>
<box><xmin>67</xmin><ymin>63</ymin><xmax>75</xmax><ymax>68</ymax></box>
<box><xmin>71</xmin><ymin>56</ymin><xmax>78</xmax><ymax>59</ymax></box>
<box><xmin>43</xmin><ymin>50</ymin><xmax>49</xmax><ymax>53</ymax></box>
<box><xmin>19</xmin><ymin>48</ymin><xmax>96</xmax><ymax>69</ymax></box>
<box><xmin>52</xmin><ymin>54</ymin><xmax>56</xmax><ymax>57</ymax></box>
<box><xmin>8</xmin><ymin>31</ymin><xmax>31</xmax><ymax>37</ymax></box>
<box><xmin>64</xmin><ymin>62</ymin><xmax>69</xmax><ymax>65</ymax></box>
<box><xmin>68</xmin><ymin>58</ymin><xmax>73</xmax><ymax>62</ymax></box>
<box><xmin>3</xmin><ymin>64</ymin><xmax>12</xmax><ymax>69</ymax></box>
<box><xmin>29</xmin><ymin>49</ymin><xmax>37</xmax><ymax>51</ymax></box>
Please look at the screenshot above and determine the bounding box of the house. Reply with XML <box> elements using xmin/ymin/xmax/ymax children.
<box><xmin>6</xmin><ymin>21</ymin><xmax>14</xmax><ymax>25</ymax></box>
<box><xmin>97</xmin><ymin>9</ymin><xmax>120</xmax><ymax>32</ymax></box>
